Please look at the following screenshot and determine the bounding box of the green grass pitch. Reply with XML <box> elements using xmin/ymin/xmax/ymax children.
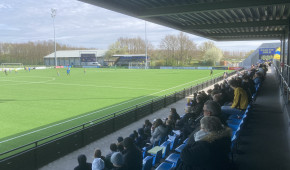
<box><xmin>0</xmin><ymin>68</ymin><xmax>225</xmax><ymax>154</ymax></box>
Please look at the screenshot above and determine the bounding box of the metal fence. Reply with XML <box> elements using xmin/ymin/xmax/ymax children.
<box><xmin>273</xmin><ymin>60</ymin><xmax>290</xmax><ymax>105</ymax></box>
<box><xmin>0</xmin><ymin>72</ymin><xmax>235</xmax><ymax>170</ymax></box>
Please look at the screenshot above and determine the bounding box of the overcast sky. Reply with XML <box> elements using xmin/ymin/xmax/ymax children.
<box><xmin>0</xmin><ymin>0</ymin><xmax>279</xmax><ymax>51</ymax></box>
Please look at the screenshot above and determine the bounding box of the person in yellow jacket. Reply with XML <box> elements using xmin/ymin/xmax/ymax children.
<box><xmin>221</xmin><ymin>79</ymin><xmax>248</xmax><ymax>118</ymax></box>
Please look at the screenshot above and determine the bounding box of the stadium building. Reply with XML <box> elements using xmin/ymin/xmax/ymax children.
<box><xmin>43</xmin><ymin>50</ymin><xmax>107</xmax><ymax>66</ymax></box>
<box><xmin>110</xmin><ymin>54</ymin><xmax>150</xmax><ymax>66</ymax></box>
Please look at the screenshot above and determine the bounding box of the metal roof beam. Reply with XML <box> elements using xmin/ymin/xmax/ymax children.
<box><xmin>215</xmin><ymin>37</ymin><xmax>281</xmax><ymax>41</ymax></box>
<box><xmin>207</xmin><ymin>31</ymin><xmax>284</xmax><ymax>36</ymax></box>
<box><xmin>183</xmin><ymin>19</ymin><xmax>288</xmax><ymax>30</ymax></box>
<box><xmin>138</xmin><ymin>0</ymin><xmax>290</xmax><ymax>17</ymax></box>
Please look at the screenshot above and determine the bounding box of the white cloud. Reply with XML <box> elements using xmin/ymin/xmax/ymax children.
<box><xmin>0</xmin><ymin>0</ymin><xmax>280</xmax><ymax>51</ymax></box>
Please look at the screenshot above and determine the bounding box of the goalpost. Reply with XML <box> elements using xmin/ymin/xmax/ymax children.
<box><xmin>128</xmin><ymin>62</ymin><xmax>146</xmax><ymax>69</ymax></box>
<box><xmin>1</xmin><ymin>63</ymin><xmax>24</xmax><ymax>69</ymax></box>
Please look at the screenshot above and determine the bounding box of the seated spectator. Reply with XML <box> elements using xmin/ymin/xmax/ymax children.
<box><xmin>169</xmin><ymin>108</ymin><xmax>180</xmax><ymax>122</ymax></box>
<box><xmin>165</xmin><ymin>114</ymin><xmax>175</xmax><ymax>132</ymax></box>
<box><xmin>110</xmin><ymin>152</ymin><xmax>127</xmax><ymax>170</ymax></box>
<box><xmin>175</xmin><ymin>116</ymin><xmax>232</xmax><ymax>170</ymax></box>
<box><xmin>92</xmin><ymin>149</ymin><xmax>105</xmax><ymax>170</ymax></box>
<box><xmin>135</xmin><ymin>128</ymin><xmax>147</xmax><ymax>148</ymax></box>
<box><xmin>123</xmin><ymin>137</ymin><xmax>142</xmax><ymax>170</ymax></box>
<box><xmin>143</xmin><ymin>119</ymin><xmax>152</xmax><ymax>137</ymax></box>
<box><xmin>221</xmin><ymin>79</ymin><xmax>248</xmax><ymax>118</ymax></box>
<box><xmin>213</xmin><ymin>93</ymin><xmax>224</xmax><ymax>106</ymax></box>
<box><xmin>191</xmin><ymin>95</ymin><xmax>203</xmax><ymax>115</ymax></box>
<box><xmin>253</xmin><ymin>72</ymin><xmax>263</xmax><ymax>86</ymax></box>
<box><xmin>74</xmin><ymin>154</ymin><xmax>92</xmax><ymax>170</ymax></box>
<box><xmin>105</xmin><ymin>143</ymin><xmax>117</xmax><ymax>169</ymax></box>
<box><xmin>175</xmin><ymin>106</ymin><xmax>193</xmax><ymax>130</ymax></box>
<box><xmin>117</xmin><ymin>137</ymin><xmax>123</xmax><ymax>146</ymax></box>
<box><xmin>117</xmin><ymin>144</ymin><xmax>125</xmax><ymax>154</ymax></box>
<box><xmin>150</xmin><ymin>118</ymin><xmax>168</xmax><ymax>144</ymax></box>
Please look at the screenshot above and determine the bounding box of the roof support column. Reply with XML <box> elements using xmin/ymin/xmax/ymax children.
<box><xmin>286</xmin><ymin>18</ymin><xmax>290</xmax><ymax>103</ymax></box>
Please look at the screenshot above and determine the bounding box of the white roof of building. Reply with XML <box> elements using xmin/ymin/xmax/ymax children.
<box><xmin>112</xmin><ymin>54</ymin><xmax>146</xmax><ymax>57</ymax></box>
<box><xmin>44</xmin><ymin>50</ymin><xmax>107</xmax><ymax>58</ymax></box>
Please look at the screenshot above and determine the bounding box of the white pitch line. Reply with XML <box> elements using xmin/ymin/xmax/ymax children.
<box><xmin>0</xmin><ymin>72</ymin><xmax>223</xmax><ymax>144</ymax></box>
<box><xmin>0</xmin><ymin>78</ymin><xmax>161</xmax><ymax>91</ymax></box>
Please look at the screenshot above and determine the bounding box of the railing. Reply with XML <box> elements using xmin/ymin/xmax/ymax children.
<box><xmin>273</xmin><ymin>60</ymin><xmax>290</xmax><ymax>105</ymax></box>
<box><xmin>0</xmin><ymin>71</ymin><xmax>236</xmax><ymax>170</ymax></box>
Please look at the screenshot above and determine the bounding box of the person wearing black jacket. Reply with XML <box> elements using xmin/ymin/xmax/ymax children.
<box><xmin>123</xmin><ymin>137</ymin><xmax>142</xmax><ymax>170</ymax></box>
<box><xmin>74</xmin><ymin>154</ymin><xmax>92</xmax><ymax>170</ymax></box>
<box><xmin>175</xmin><ymin>116</ymin><xmax>232</xmax><ymax>170</ymax></box>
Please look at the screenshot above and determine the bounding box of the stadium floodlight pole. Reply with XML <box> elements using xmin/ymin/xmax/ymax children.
<box><xmin>51</xmin><ymin>8</ymin><xmax>57</xmax><ymax>67</ymax></box>
<box><xmin>145</xmin><ymin>21</ymin><xmax>148</xmax><ymax>69</ymax></box>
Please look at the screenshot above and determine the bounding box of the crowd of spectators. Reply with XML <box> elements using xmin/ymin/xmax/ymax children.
<box><xmin>73</xmin><ymin>63</ymin><xmax>269</xmax><ymax>170</ymax></box>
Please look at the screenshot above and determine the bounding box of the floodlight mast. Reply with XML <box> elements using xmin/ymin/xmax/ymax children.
<box><xmin>145</xmin><ymin>21</ymin><xmax>148</xmax><ymax>69</ymax></box>
<box><xmin>51</xmin><ymin>8</ymin><xmax>57</xmax><ymax>67</ymax></box>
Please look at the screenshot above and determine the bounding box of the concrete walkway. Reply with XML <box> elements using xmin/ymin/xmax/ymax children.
<box><xmin>236</xmin><ymin>68</ymin><xmax>290</xmax><ymax>169</ymax></box>
<box><xmin>40</xmin><ymin>78</ymin><xmax>224</xmax><ymax>170</ymax></box>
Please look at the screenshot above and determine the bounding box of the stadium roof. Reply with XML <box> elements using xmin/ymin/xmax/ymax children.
<box><xmin>79</xmin><ymin>0</ymin><xmax>290</xmax><ymax>41</ymax></box>
<box><xmin>44</xmin><ymin>50</ymin><xmax>107</xmax><ymax>58</ymax></box>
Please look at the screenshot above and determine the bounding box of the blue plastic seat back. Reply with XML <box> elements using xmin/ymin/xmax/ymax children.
<box><xmin>161</xmin><ymin>141</ymin><xmax>170</xmax><ymax>158</ymax></box>
<box><xmin>165</xmin><ymin>153</ymin><xmax>180</xmax><ymax>167</ymax></box>
<box><xmin>155</xmin><ymin>162</ymin><xmax>174</xmax><ymax>170</ymax></box>
<box><xmin>142</xmin><ymin>156</ymin><xmax>153</xmax><ymax>170</ymax></box>
<box><xmin>171</xmin><ymin>136</ymin><xmax>179</xmax><ymax>150</ymax></box>
<box><xmin>175</xmin><ymin>143</ymin><xmax>186</xmax><ymax>153</ymax></box>
<box><xmin>142</xmin><ymin>145</ymin><xmax>152</xmax><ymax>158</ymax></box>
<box><xmin>152</xmin><ymin>149</ymin><xmax>163</xmax><ymax>166</ymax></box>
<box><xmin>183</xmin><ymin>138</ymin><xmax>188</xmax><ymax>144</ymax></box>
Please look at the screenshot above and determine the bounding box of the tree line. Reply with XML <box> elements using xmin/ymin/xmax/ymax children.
<box><xmin>0</xmin><ymin>32</ymin><xmax>252</xmax><ymax>66</ymax></box>
<box><xmin>0</xmin><ymin>41</ymin><xmax>87</xmax><ymax>65</ymax></box>
<box><xmin>105</xmin><ymin>32</ymin><xmax>251</xmax><ymax>66</ymax></box>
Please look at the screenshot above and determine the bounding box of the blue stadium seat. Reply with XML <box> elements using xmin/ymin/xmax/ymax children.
<box><xmin>165</xmin><ymin>153</ymin><xmax>180</xmax><ymax>167</ymax></box>
<box><xmin>183</xmin><ymin>138</ymin><xmax>188</xmax><ymax>144</ymax></box>
<box><xmin>175</xmin><ymin>143</ymin><xmax>186</xmax><ymax>153</ymax></box>
<box><xmin>167</xmin><ymin>135</ymin><xmax>179</xmax><ymax>150</ymax></box>
<box><xmin>152</xmin><ymin>149</ymin><xmax>163</xmax><ymax>166</ymax></box>
<box><xmin>155</xmin><ymin>162</ymin><xmax>174</xmax><ymax>170</ymax></box>
<box><xmin>142</xmin><ymin>156</ymin><xmax>153</xmax><ymax>170</ymax></box>
<box><xmin>142</xmin><ymin>145</ymin><xmax>152</xmax><ymax>158</ymax></box>
<box><xmin>160</xmin><ymin>141</ymin><xmax>171</xmax><ymax>158</ymax></box>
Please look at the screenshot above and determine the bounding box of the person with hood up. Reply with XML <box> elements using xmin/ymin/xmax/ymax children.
<box><xmin>174</xmin><ymin>116</ymin><xmax>232</xmax><ymax>170</ymax></box>
<box><xmin>74</xmin><ymin>154</ymin><xmax>92</xmax><ymax>170</ymax></box>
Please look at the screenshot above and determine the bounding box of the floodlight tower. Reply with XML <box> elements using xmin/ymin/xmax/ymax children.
<box><xmin>51</xmin><ymin>8</ymin><xmax>57</xmax><ymax>66</ymax></box>
<box><xmin>145</xmin><ymin>21</ymin><xmax>148</xmax><ymax>69</ymax></box>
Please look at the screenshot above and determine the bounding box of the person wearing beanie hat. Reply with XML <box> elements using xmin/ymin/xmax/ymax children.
<box><xmin>92</xmin><ymin>149</ymin><xmax>105</xmax><ymax>170</ymax></box>
<box><xmin>110</xmin><ymin>152</ymin><xmax>128</xmax><ymax>170</ymax></box>
<box><xmin>117</xmin><ymin>136</ymin><xmax>123</xmax><ymax>143</ymax></box>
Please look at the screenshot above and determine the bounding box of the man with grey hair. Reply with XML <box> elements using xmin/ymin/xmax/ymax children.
<box><xmin>203</xmin><ymin>100</ymin><xmax>227</xmax><ymax>126</ymax></box>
